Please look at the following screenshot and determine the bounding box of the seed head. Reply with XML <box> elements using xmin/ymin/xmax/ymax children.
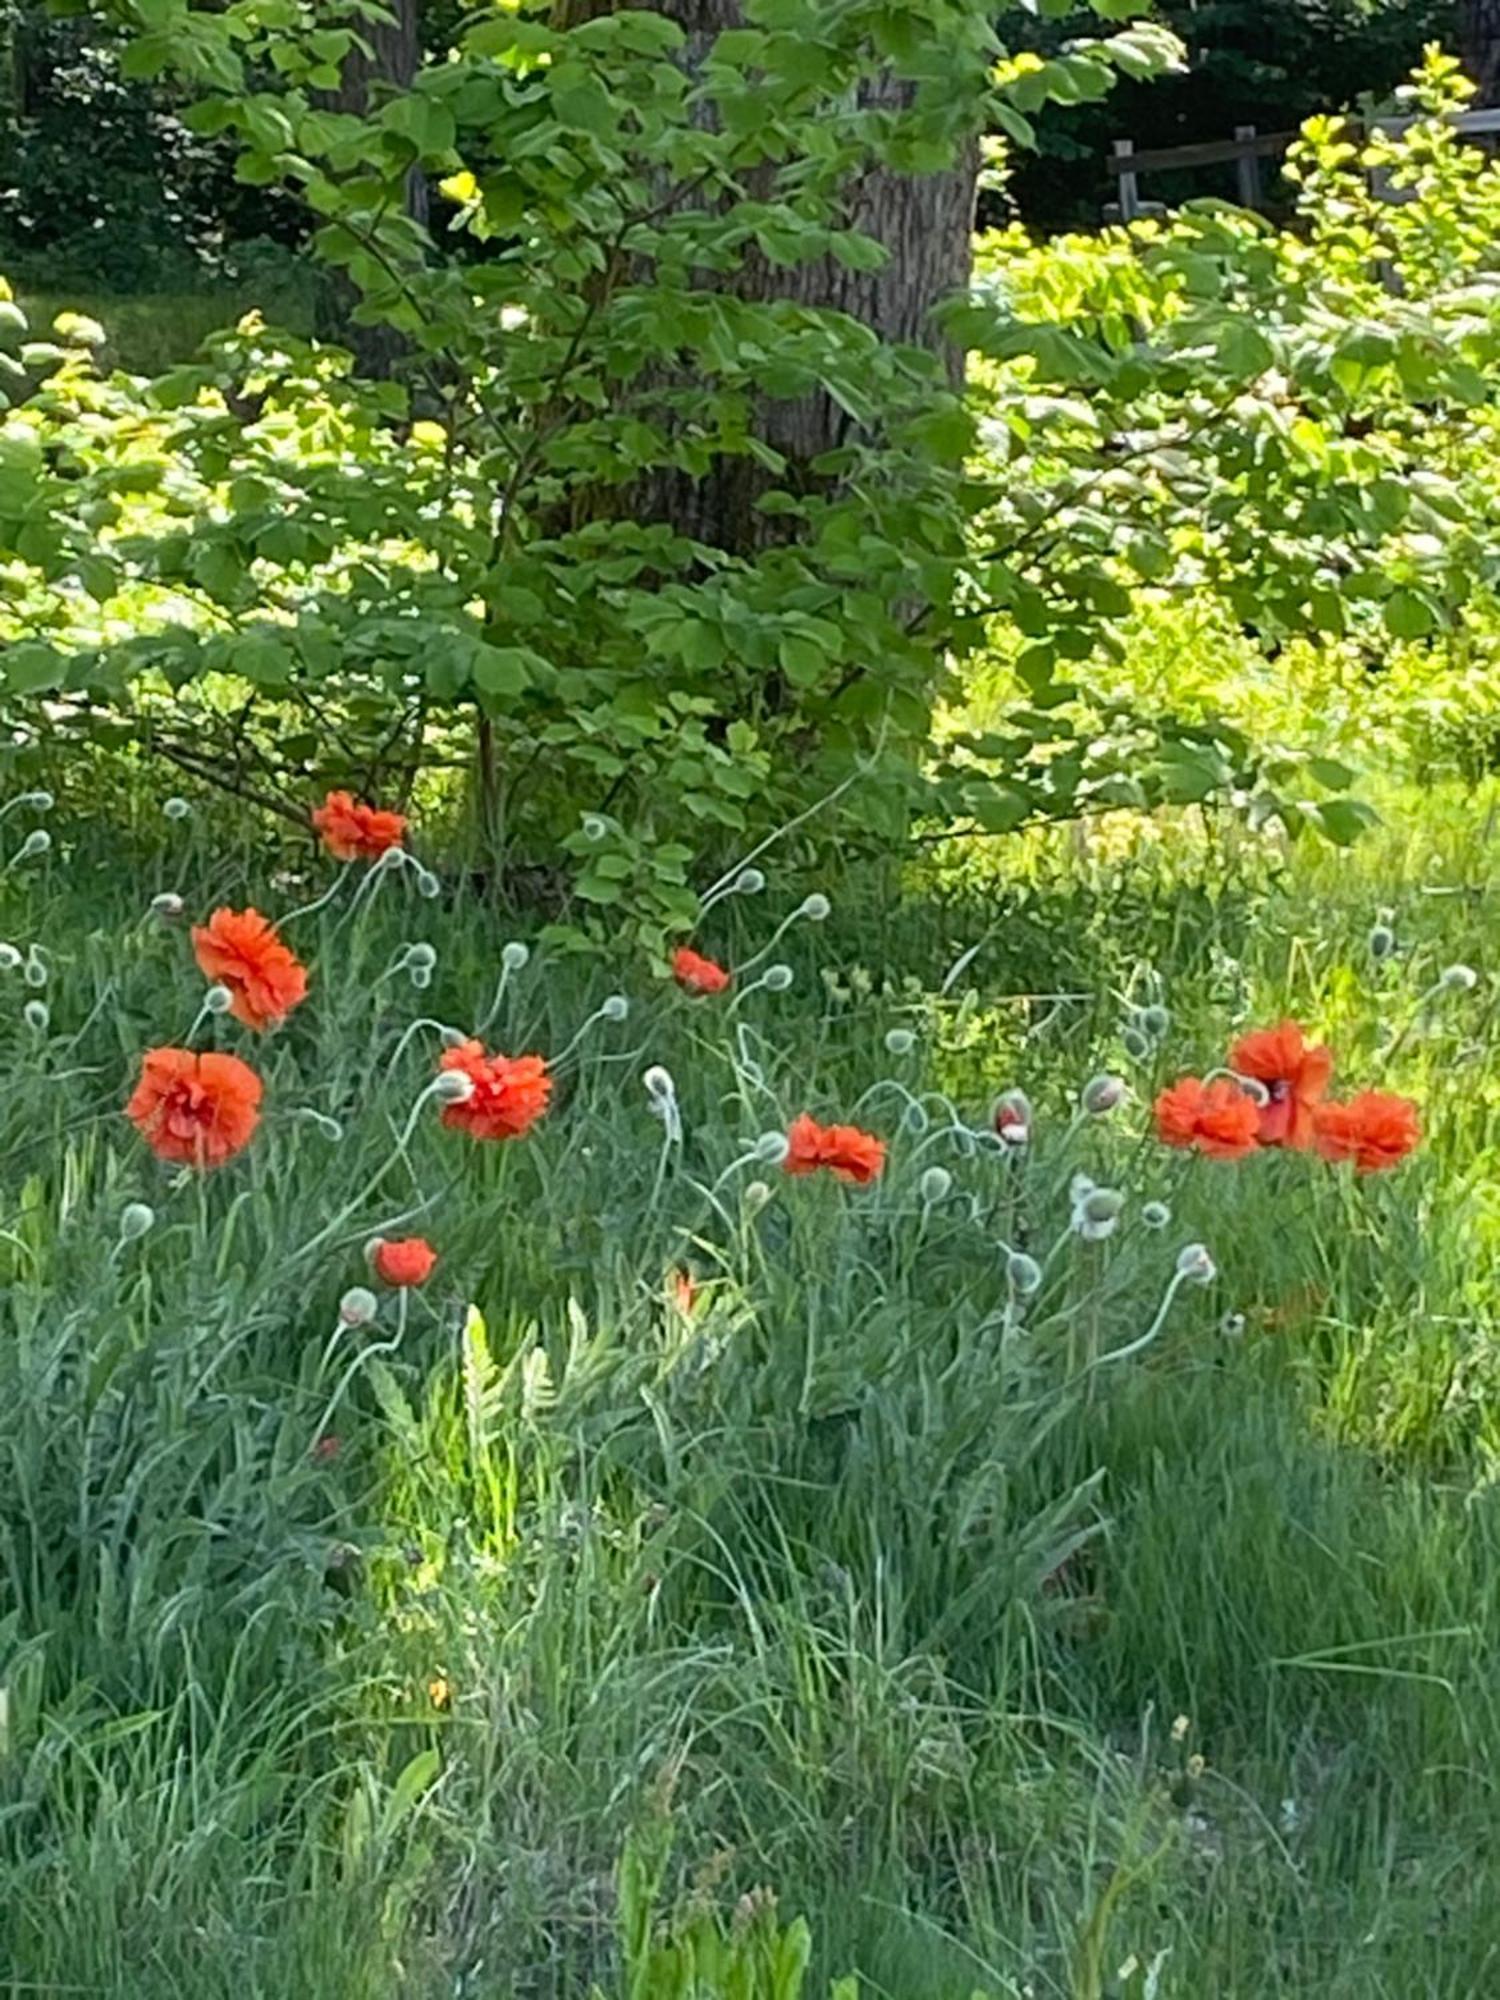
<box><xmin>118</xmin><ymin>1201</ymin><xmax>155</xmax><ymax>1242</ymax></box>
<box><xmin>204</xmin><ymin>984</ymin><xmax>233</xmax><ymax>1015</ymax></box>
<box><xmin>163</xmin><ymin>796</ymin><xmax>191</xmax><ymax>821</ymax></box>
<box><xmin>919</xmin><ymin>1166</ymin><xmax>952</xmax><ymax>1205</ymax></box>
<box><xmin>600</xmin><ymin>993</ymin><xmax>629</xmax><ymax>1023</ymax></box>
<box><xmin>1006</xmin><ymin>1250</ymin><xmax>1043</xmax><ymax>1296</ymax></box>
<box><xmin>432</xmin><ymin>1070</ymin><xmax>476</xmax><ymax>1104</ymax></box>
<box><xmin>1082</xmin><ymin>1073</ymin><xmax>1125</xmax><ymax>1116</ymax></box>
<box><xmin>755</xmin><ymin>1130</ymin><xmax>792</xmax><ymax>1164</ymax></box>
<box><xmin>1176</xmin><ymin>1242</ymin><xmax>1216</xmax><ymax>1286</ymax></box>
<box><xmin>501</xmin><ymin>940</ymin><xmax>530</xmax><ymax>971</ymax></box>
<box><xmin>800</xmin><ymin>893</ymin><xmax>831</xmax><ymax>922</ymax></box>
<box><xmin>377</xmin><ymin>844</ymin><xmax>406</xmax><ymax>872</ymax></box>
<box><xmin>338</xmin><ymin>1286</ymin><xmax>378</xmax><ymax>1327</ymax></box>
<box><xmin>762</xmin><ymin>963</ymin><xmax>794</xmax><ymax>992</ymax></box>
<box><xmin>884</xmin><ymin>1027</ymin><xmax>916</xmax><ymax>1056</ymax></box>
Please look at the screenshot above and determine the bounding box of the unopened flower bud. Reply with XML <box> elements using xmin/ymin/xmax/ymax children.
<box><xmin>800</xmin><ymin>893</ymin><xmax>831</xmax><ymax>921</ymax></box>
<box><xmin>1069</xmin><ymin>1171</ymin><xmax>1095</xmax><ymax>1206</ymax></box>
<box><xmin>23</xmin><ymin>951</ymin><xmax>46</xmax><ymax>989</ymax></box>
<box><xmin>1441</xmin><ymin>963</ymin><xmax>1478</xmax><ymax>991</ymax></box>
<box><xmin>0</xmin><ymin>942</ymin><xmax>20</xmax><ymax>970</ymax></box>
<box><xmin>378</xmin><ymin>844</ymin><xmax>406</xmax><ymax>872</ymax></box>
<box><xmin>439</xmin><ymin>1025</ymin><xmax>468</xmax><ymax>1048</ymax></box>
<box><xmin>415</xmin><ymin>868</ymin><xmax>440</xmax><ymax>899</ymax></box>
<box><xmin>501</xmin><ymin>940</ymin><xmax>530</xmax><ymax>971</ymax></box>
<box><xmin>14</xmin><ymin>789</ymin><xmax>52</xmax><ymax>812</ymax></box>
<box><xmin>1177</xmin><ymin>1242</ymin><xmax>1216</xmax><ymax>1285</ymax></box>
<box><xmin>903</xmin><ymin>1100</ymin><xmax>929</xmax><ymax>1133</ymax></box>
<box><xmin>150</xmin><ymin>892</ymin><xmax>185</xmax><ymax>921</ymax></box>
<box><xmin>406</xmin><ymin>942</ymin><xmax>437</xmax><ymax>973</ymax></box>
<box><xmin>15</xmin><ymin>828</ymin><xmax>50</xmax><ymax>861</ymax></box>
<box><xmin>1141</xmin><ymin>1199</ymin><xmax>1171</xmax><ymax>1230</ymax></box>
<box><xmin>204</xmin><ymin>984</ymin><xmax>233</xmax><ymax>1015</ymax></box>
<box><xmin>432</xmin><ymin>1070</ymin><xmax>475</xmax><ymax>1104</ymax></box>
<box><xmin>743</xmin><ymin>1179</ymin><xmax>773</xmax><ymax>1213</ymax></box>
<box><xmin>118</xmin><ymin>1201</ymin><xmax>155</xmax><ymax>1242</ymax></box>
<box><xmin>733</xmin><ymin>867</ymin><xmax>765</xmax><ymax>895</ymax></box>
<box><xmin>581</xmin><ymin>814</ymin><xmax>609</xmax><ymax>842</ymax></box>
<box><xmin>1080</xmin><ymin>1187</ymin><xmax>1125</xmax><ymax>1225</ymax></box>
<box><xmin>409</xmin><ymin>965</ymin><xmax>432</xmax><ymax>991</ymax></box>
<box><xmin>339</xmin><ymin>1286</ymin><xmax>378</xmax><ymax>1326</ymax></box>
<box><xmin>1141</xmin><ymin>1004</ymin><xmax>1170</xmax><ymax>1039</ymax></box>
<box><xmin>163</xmin><ymin>796</ymin><xmax>191</xmax><ymax>821</ymax></box>
<box><xmin>600</xmin><ymin>993</ymin><xmax>629</xmax><ymax>1022</ymax></box>
<box><xmin>1007</xmin><ymin>1250</ymin><xmax>1043</xmax><ymax>1296</ymax></box>
<box><xmin>643</xmin><ymin>1064</ymin><xmax>675</xmax><ymax>1100</ymax></box>
<box><xmin>1220</xmin><ymin>1311</ymin><xmax>1247</xmax><ymax>1339</ymax></box>
<box><xmin>762</xmin><ymin>963</ymin><xmax>794</xmax><ymax>992</ymax></box>
<box><xmin>992</xmin><ymin>1088</ymin><xmax>1031</xmax><ymax>1145</ymax></box>
<box><xmin>1368</xmin><ymin>922</ymin><xmax>1395</xmax><ymax>961</ymax></box>
<box><xmin>23</xmin><ymin>999</ymin><xmax>48</xmax><ymax>1032</ymax></box>
<box><xmin>1122</xmin><ymin>1027</ymin><xmax>1151</xmax><ymax>1060</ymax></box>
<box><xmin>756</xmin><ymin>1130</ymin><xmax>792</xmax><ymax>1164</ymax></box>
<box><xmin>919</xmin><ymin>1166</ymin><xmax>952</xmax><ymax>1205</ymax></box>
<box><xmin>884</xmin><ymin>1027</ymin><xmax>916</xmax><ymax>1056</ymax></box>
<box><xmin>1082</xmin><ymin>1073</ymin><xmax>1125</xmax><ymax>1116</ymax></box>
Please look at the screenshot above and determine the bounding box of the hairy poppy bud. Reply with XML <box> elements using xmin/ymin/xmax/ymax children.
<box><xmin>734</xmin><ymin>868</ymin><xmax>766</xmax><ymax>895</ymax></box>
<box><xmin>339</xmin><ymin>1286</ymin><xmax>378</xmax><ymax>1327</ymax></box>
<box><xmin>13</xmin><ymin>790</ymin><xmax>52</xmax><ymax>812</ymax></box>
<box><xmin>23</xmin><ymin>999</ymin><xmax>48</xmax><ymax>1033</ymax></box>
<box><xmin>600</xmin><ymin>993</ymin><xmax>629</xmax><ymax>1022</ymax></box>
<box><xmin>501</xmin><ymin>940</ymin><xmax>530</xmax><ymax>971</ymax></box>
<box><xmin>992</xmin><ymin>1088</ymin><xmax>1031</xmax><ymax>1145</ymax></box>
<box><xmin>15</xmin><ymin>829</ymin><xmax>50</xmax><ymax>861</ymax></box>
<box><xmin>439</xmin><ymin>1025</ymin><xmax>467</xmax><ymax>1049</ymax></box>
<box><xmin>407</xmin><ymin>943</ymin><xmax>437</xmax><ymax>973</ymax></box>
<box><xmin>1141</xmin><ymin>1004</ymin><xmax>1171</xmax><ymax>1039</ymax></box>
<box><xmin>1177</xmin><ymin>1242</ymin><xmax>1216</xmax><ymax>1285</ymax></box>
<box><xmin>1007</xmin><ymin>1251</ymin><xmax>1043</xmax><ymax>1296</ymax></box>
<box><xmin>150</xmin><ymin>892</ymin><xmax>185</xmax><ymax>921</ymax></box>
<box><xmin>23</xmin><ymin>950</ymin><xmax>46</xmax><ymax>989</ymax></box>
<box><xmin>1141</xmin><ymin>1199</ymin><xmax>1171</xmax><ymax>1230</ymax></box>
<box><xmin>204</xmin><ymin>984</ymin><xmax>233</xmax><ymax>1015</ymax></box>
<box><xmin>1082</xmin><ymin>1073</ymin><xmax>1125</xmax><ymax>1116</ymax></box>
<box><xmin>755</xmin><ymin>1130</ymin><xmax>792</xmax><ymax>1164</ymax></box>
<box><xmin>1122</xmin><ymin>1027</ymin><xmax>1151</xmax><ymax>1060</ymax></box>
<box><xmin>919</xmin><ymin>1166</ymin><xmax>952</xmax><ymax>1204</ymax></box>
<box><xmin>163</xmin><ymin>796</ymin><xmax>191</xmax><ymax>821</ymax></box>
<box><xmin>743</xmin><ymin>1179</ymin><xmax>773</xmax><ymax>1213</ymax></box>
<box><xmin>1220</xmin><ymin>1311</ymin><xmax>1247</xmax><ymax>1339</ymax></box>
<box><xmin>415</xmin><ymin>869</ymin><xmax>440</xmax><ymax>899</ymax></box>
<box><xmin>643</xmin><ymin>1065</ymin><xmax>675</xmax><ymax>1100</ymax></box>
<box><xmin>1074</xmin><ymin>1185</ymin><xmax>1124</xmax><ymax>1241</ymax></box>
<box><xmin>1368</xmin><ymin>923</ymin><xmax>1395</xmax><ymax>961</ymax></box>
<box><xmin>0</xmin><ymin>942</ymin><xmax>20</xmax><ymax>970</ymax></box>
<box><xmin>1069</xmin><ymin>1171</ymin><xmax>1095</xmax><ymax>1206</ymax></box>
<box><xmin>1441</xmin><ymin>963</ymin><xmax>1478</xmax><ymax>991</ymax></box>
<box><xmin>118</xmin><ymin>1201</ymin><xmax>155</xmax><ymax>1242</ymax></box>
<box><xmin>433</xmin><ymin>1070</ymin><xmax>476</xmax><ymax>1104</ymax></box>
<box><xmin>762</xmin><ymin>964</ymin><xmax>794</xmax><ymax>991</ymax></box>
<box><xmin>409</xmin><ymin>965</ymin><xmax>432</xmax><ymax>991</ymax></box>
<box><xmin>800</xmin><ymin>893</ymin><xmax>831</xmax><ymax>921</ymax></box>
<box><xmin>581</xmin><ymin>814</ymin><xmax>609</xmax><ymax>842</ymax></box>
<box><xmin>884</xmin><ymin>1027</ymin><xmax>916</xmax><ymax>1056</ymax></box>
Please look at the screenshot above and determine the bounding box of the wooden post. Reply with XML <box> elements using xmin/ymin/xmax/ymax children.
<box><xmin>1234</xmin><ymin>126</ymin><xmax>1262</xmax><ymax>210</ymax></box>
<box><xmin>1113</xmin><ymin>139</ymin><xmax>1140</xmax><ymax>222</ymax></box>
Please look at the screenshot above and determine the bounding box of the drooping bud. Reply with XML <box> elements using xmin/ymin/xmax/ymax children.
<box><xmin>23</xmin><ymin>950</ymin><xmax>46</xmax><ymax>989</ymax></box>
<box><xmin>1081</xmin><ymin>1073</ymin><xmax>1125</xmax><ymax>1116</ymax></box>
<box><xmin>1121</xmin><ymin>1027</ymin><xmax>1151</xmax><ymax>1061</ymax></box>
<box><xmin>0</xmin><ymin>942</ymin><xmax>20</xmax><ymax>970</ymax></box>
<box><xmin>1006</xmin><ymin>1251</ymin><xmax>1043</xmax><ymax>1297</ymax></box>
<box><xmin>1141</xmin><ymin>1004</ymin><xmax>1171</xmax><ymax>1039</ymax></box>
<box><xmin>1141</xmin><ymin>1199</ymin><xmax>1172</xmax><ymax>1231</ymax></box>
<box><xmin>600</xmin><ymin>993</ymin><xmax>629</xmax><ymax>1022</ymax></box>
<box><xmin>919</xmin><ymin>1166</ymin><xmax>952</xmax><ymax>1205</ymax></box>
<box><xmin>439</xmin><ymin>1025</ymin><xmax>468</xmax><ymax>1049</ymax></box>
<box><xmin>338</xmin><ymin>1286</ymin><xmax>378</xmax><ymax>1327</ymax></box>
<box><xmin>204</xmin><ymin>984</ymin><xmax>233</xmax><ymax>1015</ymax></box>
<box><xmin>762</xmin><ymin>964</ymin><xmax>794</xmax><ymax>991</ymax></box>
<box><xmin>433</xmin><ymin>1070</ymin><xmax>476</xmax><ymax>1104</ymax></box>
<box><xmin>581</xmin><ymin>814</ymin><xmax>609</xmax><ymax>842</ymax></box>
<box><xmin>415</xmin><ymin>868</ymin><xmax>441</xmax><ymax>899</ymax></box>
<box><xmin>643</xmin><ymin>1064</ymin><xmax>675</xmax><ymax>1101</ymax></box>
<box><xmin>163</xmin><ymin>796</ymin><xmax>191</xmax><ymax>821</ymax></box>
<box><xmin>733</xmin><ymin>867</ymin><xmax>766</xmax><ymax>895</ymax></box>
<box><xmin>1220</xmin><ymin>1311</ymin><xmax>1247</xmax><ymax>1339</ymax></box>
<box><xmin>407</xmin><ymin>943</ymin><xmax>437</xmax><ymax>974</ymax></box>
<box><xmin>1441</xmin><ymin>963</ymin><xmax>1478</xmax><ymax>991</ymax></box>
<box><xmin>755</xmin><ymin>1131</ymin><xmax>792</xmax><ymax>1164</ymax></box>
<box><xmin>800</xmin><ymin>893</ymin><xmax>831</xmax><ymax>922</ymax></box>
<box><xmin>991</xmin><ymin>1088</ymin><xmax>1031</xmax><ymax>1147</ymax></box>
<box><xmin>150</xmin><ymin>892</ymin><xmax>185</xmax><ymax>921</ymax></box>
<box><xmin>1368</xmin><ymin>923</ymin><xmax>1396</xmax><ymax>962</ymax></box>
<box><xmin>884</xmin><ymin>1027</ymin><xmax>916</xmax><ymax>1056</ymax></box>
<box><xmin>501</xmin><ymin>940</ymin><xmax>530</xmax><ymax>971</ymax></box>
<box><xmin>23</xmin><ymin>999</ymin><xmax>48</xmax><ymax>1033</ymax></box>
<box><xmin>1074</xmin><ymin>1185</ymin><xmax>1125</xmax><ymax>1241</ymax></box>
<box><xmin>1176</xmin><ymin>1242</ymin><xmax>1217</xmax><ymax>1285</ymax></box>
<box><xmin>409</xmin><ymin>965</ymin><xmax>432</xmax><ymax>991</ymax></box>
<box><xmin>742</xmin><ymin>1179</ymin><xmax>773</xmax><ymax>1213</ymax></box>
<box><xmin>14</xmin><ymin>829</ymin><xmax>50</xmax><ymax>861</ymax></box>
<box><xmin>118</xmin><ymin>1201</ymin><xmax>155</xmax><ymax>1242</ymax></box>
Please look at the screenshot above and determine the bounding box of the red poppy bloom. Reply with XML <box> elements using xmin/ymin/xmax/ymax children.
<box><xmin>125</xmin><ymin>1046</ymin><xmax>263</xmax><ymax>1169</ymax></box>
<box><xmin>1312</xmin><ymin>1091</ymin><xmax>1421</xmax><ymax>1173</ymax></box>
<box><xmin>670</xmin><ymin>1268</ymin><xmax>698</xmax><ymax>1316</ymax></box>
<box><xmin>192</xmin><ymin>907</ymin><xmax>308</xmax><ymax>1032</ymax></box>
<box><xmin>1154</xmin><ymin>1076</ymin><xmax>1261</xmax><ymax>1160</ymax></box>
<box><xmin>672</xmin><ymin>946</ymin><xmax>731</xmax><ymax>996</ymax></box>
<box><xmin>784</xmin><ymin>1112</ymin><xmax>886</xmax><ymax>1184</ymax></box>
<box><xmin>438</xmin><ymin>1040</ymin><xmax>551</xmax><ymax>1140</ymax></box>
<box><xmin>371</xmin><ymin>1237</ymin><xmax>437</xmax><ymax>1287</ymax></box>
<box><xmin>1229</xmin><ymin>1020</ymin><xmax>1333</xmax><ymax>1149</ymax></box>
<box><xmin>312</xmin><ymin>789</ymin><xmax>408</xmax><ymax>863</ymax></box>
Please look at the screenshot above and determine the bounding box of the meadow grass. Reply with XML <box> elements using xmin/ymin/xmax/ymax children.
<box><xmin>0</xmin><ymin>775</ymin><xmax>1496</xmax><ymax>1998</ymax></box>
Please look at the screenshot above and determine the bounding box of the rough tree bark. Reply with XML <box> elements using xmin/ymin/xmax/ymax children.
<box><xmin>1460</xmin><ymin>0</ymin><xmax>1500</xmax><ymax>106</ymax></box>
<box><xmin>554</xmin><ymin>0</ymin><xmax>978</xmax><ymax>553</ymax></box>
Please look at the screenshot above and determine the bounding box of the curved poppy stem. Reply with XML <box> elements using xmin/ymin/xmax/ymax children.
<box><xmin>310</xmin><ymin>1290</ymin><xmax>410</xmax><ymax>1448</ymax></box>
<box><xmin>280</xmin><ymin>863</ymin><xmax>354</xmax><ymax>927</ymax></box>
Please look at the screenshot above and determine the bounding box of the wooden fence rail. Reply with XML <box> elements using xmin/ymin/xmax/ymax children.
<box><xmin>1109</xmin><ymin>107</ymin><xmax>1500</xmax><ymax>220</ymax></box>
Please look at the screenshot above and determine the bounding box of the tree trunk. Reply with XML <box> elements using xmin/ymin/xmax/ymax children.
<box><xmin>554</xmin><ymin>0</ymin><xmax>977</xmax><ymax>553</ymax></box>
<box><xmin>1460</xmin><ymin>0</ymin><xmax>1500</xmax><ymax>106</ymax></box>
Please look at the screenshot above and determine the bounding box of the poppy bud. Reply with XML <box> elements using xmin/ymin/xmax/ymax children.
<box><xmin>13</xmin><ymin>790</ymin><xmax>52</xmax><ymax>812</ymax></box>
<box><xmin>1069</xmin><ymin>1171</ymin><xmax>1095</xmax><ymax>1206</ymax></box>
<box><xmin>919</xmin><ymin>1166</ymin><xmax>952</xmax><ymax>1204</ymax></box>
<box><xmin>581</xmin><ymin>814</ymin><xmax>609</xmax><ymax>842</ymax></box>
<box><xmin>501</xmin><ymin>941</ymin><xmax>530</xmax><ymax>971</ymax></box>
<box><xmin>150</xmin><ymin>892</ymin><xmax>185</xmax><ymax>921</ymax></box>
<box><xmin>409</xmin><ymin>965</ymin><xmax>432</xmax><ymax>991</ymax></box>
<box><xmin>1141</xmin><ymin>1004</ymin><xmax>1171</xmax><ymax>1039</ymax></box>
<box><xmin>600</xmin><ymin>994</ymin><xmax>629</xmax><ymax>1022</ymax></box>
<box><xmin>1082</xmin><ymin>1073</ymin><xmax>1125</xmax><ymax>1116</ymax></box>
<box><xmin>433</xmin><ymin>1070</ymin><xmax>476</xmax><ymax>1104</ymax></box>
<box><xmin>1121</xmin><ymin>1027</ymin><xmax>1151</xmax><ymax>1061</ymax></box>
<box><xmin>1176</xmin><ymin>1243</ymin><xmax>1216</xmax><ymax>1285</ymax></box>
<box><xmin>439</xmin><ymin>1025</ymin><xmax>468</xmax><ymax>1048</ymax></box>
<box><xmin>415</xmin><ymin>869</ymin><xmax>440</xmax><ymax>899</ymax></box>
<box><xmin>903</xmin><ymin>1101</ymin><xmax>929</xmax><ymax>1133</ymax></box>
<box><xmin>755</xmin><ymin>1131</ymin><xmax>792</xmax><ymax>1164</ymax></box>
<box><xmin>1220</xmin><ymin>1311</ymin><xmax>1247</xmax><ymax>1339</ymax></box>
<box><xmin>23</xmin><ymin>999</ymin><xmax>48</xmax><ymax>1033</ymax></box>
<box><xmin>643</xmin><ymin>1065</ymin><xmax>675</xmax><ymax>1100</ymax></box>
<box><xmin>733</xmin><ymin>868</ymin><xmax>766</xmax><ymax>895</ymax></box>
<box><xmin>800</xmin><ymin>893</ymin><xmax>831</xmax><ymax>921</ymax></box>
<box><xmin>763</xmin><ymin>964</ymin><xmax>794</xmax><ymax>991</ymax></box>
<box><xmin>0</xmin><ymin>942</ymin><xmax>19</xmax><ymax>969</ymax></box>
<box><xmin>118</xmin><ymin>1201</ymin><xmax>155</xmax><ymax>1242</ymax></box>
<box><xmin>338</xmin><ymin>1286</ymin><xmax>378</xmax><ymax>1326</ymax></box>
<box><xmin>1074</xmin><ymin>1185</ymin><xmax>1124</xmax><ymax>1241</ymax></box>
<box><xmin>742</xmin><ymin>1179</ymin><xmax>773</xmax><ymax>1213</ymax></box>
<box><xmin>15</xmin><ymin>829</ymin><xmax>50</xmax><ymax>861</ymax></box>
<box><xmin>23</xmin><ymin>951</ymin><xmax>46</xmax><ymax>989</ymax></box>
<box><xmin>407</xmin><ymin>943</ymin><xmax>437</xmax><ymax>973</ymax></box>
<box><xmin>992</xmin><ymin>1088</ymin><xmax>1031</xmax><ymax>1145</ymax></box>
<box><xmin>1441</xmin><ymin>963</ymin><xmax>1478</xmax><ymax>991</ymax></box>
<box><xmin>884</xmin><ymin>1027</ymin><xmax>916</xmax><ymax>1056</ymax></box>
<box><xmin>204</xmin><ymin>984</ymin><xmax>233</xmax><ymax>1015</ymax></box>
<box><xmin>164</xmin><ymin>796</ymin><xmax>191</xmax><ymax>821</ymax></box>
<box><xmin>1368</xmin><ymin>923</ymin><xmax>1395</xmax><ymax>961</ymax></box>
<box><xmin>1007</xmin><ymin>1251</ymin><xmax>1043</xmax><ymax>1296</ymax></box>
<box><xmin>1141</xmin><ymin>1199</ymin><xmax>1171</xmax><ymax>1230</ymax></box>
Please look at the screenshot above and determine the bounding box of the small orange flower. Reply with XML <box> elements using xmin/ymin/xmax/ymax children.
<box><xmin>1229</xmin><ymin>1020</ymin><xmax>1332</xmax><ymax>1149</ymax></box>
<box><xmin>126</xmin><ymin>1047</ymin><xmax>263</xmax><ymax>1169</ymax></box>
<box><xmin>1313</xmin><ymin>1091</ymin><xmax>1421</xmax><ymax>1173</ymax></box>
<box><xmin>372</xmin><ymin>1237</ymin><xmax>437</xmax><ymax>1287</ymax></box>
<box><xmin>312</xmin><ymin>789</ymin><xmax>408</xmax><ymax>863</ymax></box>
<box><xmin>672</xmin><ymin>946</ymin><xmax>731</xmax><ymax>996</ymax></box>
<box><xmin>192</xmin><ymin>907</ymin><xmax>308</xmax><ymax>1032</ymax></box>
<box><xmin>1154</xmin><ymin>1076</ymin><xmax>1261</xmax><ymax>1160</ymax></box>
<box><xmin>784</xmin><ymin>1112</ymin><xmax>886</xmax><ymax>1185</ymax></box>
<box><xmin>670</xmin><ymin>1268</ymin><xmax>698</xmax><ymax>1316</ymax></box>
<box><xmin>438</xmin><ymin>1040</ymin><xmax>551</xmax><ymax>1140</ymax></box>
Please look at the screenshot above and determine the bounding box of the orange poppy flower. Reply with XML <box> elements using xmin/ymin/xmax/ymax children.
<box><xmin>125</xmin><ymin>1046</ymin><xmax>263</xmax><ymax>1169</ymax></box>
<box><xmin>1154</xmin><ymin>1076</ymin><xmax>1261</xmax><ymax>1160</ymax></box>
<box><xmin>191</xmin><ymin>907</ymin><xmax>308</xmax><ymax>1032</ymax></box>
<box><xmin>371</xmin><ymin>1236</ymin><xmax>437</xmax><ymax>1287</ymax></box>
<box><xmin>438</xmin><ymin>1040</ymin><xmax>551</xmax><ymax>1140</ymax></box>
<box><xmin>672</xmin><ymin>946</ymin><xmax>731</xmax><ymax>995</ymax></box>
<box><xmin>1312</xmin><ymin>1091</ymin><xmax>1421</xmax><ymax>1173</ymax></box>
<box><xmin>312</xmin><ymin>789</ymin><xmax>408</xmax><ymax>863</ymax></box>
<box><xmin>784</xmin><ymin>1112</ymin><xmax>886</xmax><ymax>1184</ymax></box>
<box><xmin>1229</xmin><ymin>1020</ymin><xmax>1332</xmax><ymax>1148</ymax></box>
